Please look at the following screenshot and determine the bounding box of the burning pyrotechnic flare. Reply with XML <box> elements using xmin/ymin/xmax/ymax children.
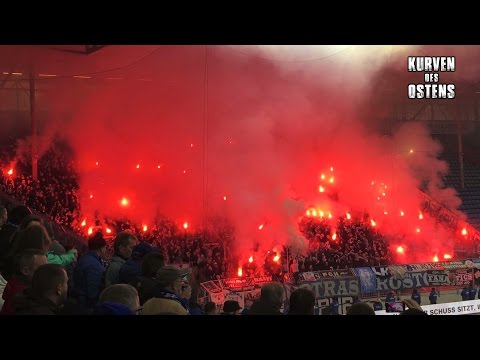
<box><xmin>223</xmin><ymin>196</ymin><xmax>227</xmax><ymax>201</ymax></box>
<box><xmin>443</xmin><ymin>253</ymin><xmax>452</xmax><ymax>259</ymax></box>
<box><xmin>136</xmin><ymin>164</ymin><xmax>140</xmax><ymax>169</ymax></box>
<box><xmin>238</xmin><ymin>267</ymin><xmax>243</xmax><ymax>277</ymax></box>
<box><xmin>121</xmin><ymin>197</ymin><xmax>129</xmax><ymax>206</ymax></box>
<box><xmin>87</xmin><ymin>227</ymin><xmax>93</xmax><ymax>235</ymax></box>
<box><xmin>183</xmin><ymin>222</ymin><xmax>189</xmax><ymax>229</ymax></box>
<box><xmin>346</xmin><ymin>213</ymin><xmax>351</xmax><ymax>220</ymax></box>
<box><xmin>332</xmin><ymin>233</ymin><xmax>337</xmax><ymax>241</ymax></box>
<box><xmin>400</xmin><ymin>210</ymin><xmax>405</xmax><ymax>217</ymax></box>
<box><xmin>143</xmin><ymin>224</ymin><xmax>148</xmax><ymax>232</ymax></box>
<box><xmin>258</xmin><ymin>224</ymin><xmax>264</xmax><ymax>230</ymax></box>
<box><xmin>370</xmin><ymin>219</ymin><xmax>376</xmax><ymax>227</ymax></box>
<box><xmin>462</xmin><ymin>228</ymin><xmax>468</xmax><ymax>236</ymax></box>
<box><xmin>396</xmin><ymin>246</ymin><xmax>405</xmax><ymax>254</ymax></box>
<box><xmin>419</xmin><ymin>213</ymin><xmax>423</xmax><ymax>220</ymax></box>
<box><xmin>7</xmin><ymin>168</ymin><xmax>13</xmax><ymax>176</ymax></box>
<box><xmin>329</xmin><ymin>177</ymin><xmax>334</xmax><ymax>184</ymax></box>
<box><xmin>273</xmin><ymin>254</ymin><xmax>280</xmax><ymax>262</ymax></box>
<box><xmin>319</xmin><ymin>186</ymin><xmax>325</xmax><ymax>193</ymax></box>
<box><xmin>106</xmin><ymin>228</ymin><xmax>112</xmax><ymax>234</ymax></box>
<box><xmin>249</xmin><ymin>256</ymin><xmax>253</xmax><ymax>263</ymax></box>
<box><xmin>433</xmin><ymin>255</ymin><xmax>439</xmax><ymax>262</ymax></box>
<box><xmin>320</xmin><ymin>174</ymin><xmax>325</xmax><ymax>180</ymax></box>
<box><xmin>81</xmin><ymin>219</ymin><xmax>86</xmax><ymax>227</ymax></box>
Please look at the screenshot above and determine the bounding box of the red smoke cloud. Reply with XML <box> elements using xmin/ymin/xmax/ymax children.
<box><xmin>2</xmin><ymin>45</ymin><xmax>474</xmax><ymax>264</ymax></box>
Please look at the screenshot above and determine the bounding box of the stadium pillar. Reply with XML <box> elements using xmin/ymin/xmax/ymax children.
<box><xmin>456</xmin><ymin>107</ymin><xmax>464</xmax><ymax>189</ymax></box>
<box><xmin>30</xmin><ymin>69</ymin><xmax>38</xmax><ymax>181</ymax></box>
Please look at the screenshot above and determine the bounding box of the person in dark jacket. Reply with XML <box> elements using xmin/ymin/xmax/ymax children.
<box><xmin>288</xmin><ymin>288</ymin><xmax>315</xmax><ymax>315</ymax></box>
<box><xmin>72</xmin><ymin>232</ymin><xmax>106</xmax><ymax>308</ymax></box>
<box><xmin>461</xmin><ymin>286</ymin><xmax>470</xmax><ymax>301</ymax></box>
<box><xmin>118</xmin><ymin>242</ymin><xmax>154</xmax><ymax>285</ymax></box>
<box><xmin>14</xmin><ymin>264</ymin><xmax>68</xmax><ymax>315</ymax></box>
<box><xmin>1</xmin><ymin>249</ymin><xmax>48</xmax><ymax>315</ymax></box>
<box><xmin>248</xmin><ymin>282</ymin><xmax>284</xmax><ymax>315</ymax></box>
<box><xmin>429</xmin><ymin>288</ymin><xmax>438</xmax><ymax>304</ymax></box>
<box><xmin>134</xmin><ymin>252</ymin><xmax>165</xmax><ymax>305</ymax></box>
<box><xmin>411</xmin><ymin>288</ymin><xmax>421</xmax><ymax>305</ymax></box>
<box><xmin>468</xmin><ymin>284</ymin><xmax>477</xmax><ymax>300</ymax></box>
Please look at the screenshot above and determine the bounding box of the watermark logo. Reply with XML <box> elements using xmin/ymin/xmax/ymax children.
<box><xmin>407</xmin><ymin>56</ymin><xmax>455</xmax><ymax>99</ymax></box>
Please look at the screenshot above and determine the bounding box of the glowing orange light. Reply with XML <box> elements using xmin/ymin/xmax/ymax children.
<box><xmin>157</xmin><ymin>165</ymin><xmax>161</xmax><ymax>169</ymax></box>
<box><xmin>95</xmin><ymin>161</ymin><xmax>99</xmax><ymax>166</ymax></box>
<box><xmin>332</xmin><ymin>233</ymin><xmax>337</xmax><ymax>241</ymax></box>
<box><xmin>328</xmin><ymin>213</ymin><xmax>332</xmax><ymax>219</ymax></box>
<box><xmin>433</xmin><ymin>255</ymin><xmax>439</xmax><ymax>262</ymax></box>
<box><xmin>190</xmin><ymin>143</ymin><xmax>194</xmax><ymax>147</ymax></box>
<box><xmin>89</xmin><ymin>194</ymin><xmax>94</xmax><ymax>199</ymax></box>
<box><xmin>384</xmin><ymin>211</ymin><xmax>388</xmax><ymax>215</ymax></box>
<box><xmin>409</xmin><ymin>149</ymin><xmax>414</xmax><ymax>154</ymax></box>
<box><xmin>462</xmin><ymin>228</ymin><xmax>468</xmax><ymax>236</ymax></box>
<box><xmin>371</xmin><ymin>219</ymin><xmax>376</xmax><ymax>227</ymax></box>
<box><xmin>106</xmin><ymin>228</ymin><xmax>112</xmax><ymax>234</ymax></box>
<box><xmin>382</xmin><ymin>192</ymin><xmax>386</xmax><ymax>197</ymax></box>
<box><xmin>371</xmin><ymin>181</ymin><xmax>375</xmax><ymax>185</ymax></box>
<box><xmin>7</xmin><ymin>168</ymin><xmax>13</xmax><ymax>176</ymax></box>
<box><xmin>330</xmin><ymin>167</ymin><xmax>334</xmax><ymax>172</ymax></box>
<box><xmin>136</xmin><ymin>164</ymin><xmax>140</xmax><ymax>169</ymax></box>
<box><xmin>397</xmin><ymin>246</ymin><xmax>405</xmax><ymax>254</ymax></box>
<box><xmin>258</xmin><ymin>224</ymin><xmax>264</xmax><ymax>230</ymax></box>
<box><xmin>183</xmin><ymin>170</ymin><xmax>186</xmax><ymax>174</ymax></box>
<box><xmin>223</xmin><ymin>196</ymin><xmax>227</xmax><ymax>201</ymax></box>
<box><xmin>443</xmin><ymin>253</ymin><xmax>452</xmax><ymax>259</ymax></box>
<box><xmin>121</xmin><ymin>197</ymin><xmax>129</xmax><ymax>206</ymax></box>
<box><xmin>329</xmin><ymin>177</ymin><xmax>334</xmax><ymax>184</ymax></box>
<box><xmin>306</xmin><ymin>210</ymin><xmax>311</xmax><ymax>216</ymax></box>
<box><xmin>248</xmin><ymin>256</ymin><xmax>253</xmax><ymax>263</ymax></box>
<box><xmin>346</xmin><ymin>213</ymin><xmax>351</xmax><ymax>220</ymax></box>
<box><xmin>377</xmin><ymin>197</ymin><xmax>381</xmax><ymax>200</ymax></box>
<box><xmin>143</xmin><ymin>225</ymin><xmax>148</xmax><ymax>232</ymax></box>
<box><xmin>319</xmin><ymin>186</ymin><xmax>325</xmax><ymax>193</ymax></box>
<box><xmin>311</xmin><ymin>209</ymin><xmax>317</xmax><ymax>217</ymax></box>
<box><xmin>81</xmin><ymin>219</ymin><xmax>86</xmax><ymax>227</ymax></box>
<box><xmin>183</xmin><ymin>222</ymin><xmax>189</xmax><ymax>229</ymax></box>
<box><xmin>237</xmin><ymin>267</ymin><xmax>243</xmax><ymax>277</ymax></box>
<box><xmin>320</xmin><ymin>174</ymin><xmax>325</xmax><ymax>180</ymax></box>
<box><xmin>419</xmin><ymin>213</ymin><xmax>423</xmax><ymax>220</ymax></box>
<box><xmin>273</xmin><ymin>255</ymin><xmax>280</xmax><ymax>262</ymax></box>
<box><xmin>319</xmin><ymin>210</ymin><xmax>324</xmax><ymax>218</ymax></box>
<box><xmin>87</xmin><ymin>227</ymin><xmax>93</xmax><ymax>235</ymax></box>
<box><xmin>400</xmin><ymin>211</ymin><xmax>405</xmax><ymax>217</ymax></box>
<box><xmin>416</xmin><ymin>228</ymin><xmax>421</xmax><ymax>233</ymax></box>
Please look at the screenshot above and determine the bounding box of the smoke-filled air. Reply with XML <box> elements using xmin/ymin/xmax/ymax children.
<box><xmin>2</xmin><ymin>45</ymin><xmax>477</xmax><ymax>268</ymax></box>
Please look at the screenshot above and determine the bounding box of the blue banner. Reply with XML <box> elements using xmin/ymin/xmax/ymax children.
<box><xmin>353</xmin><ymin>267</ymin><xmax>377</xmax><ymax>294</ymax></box>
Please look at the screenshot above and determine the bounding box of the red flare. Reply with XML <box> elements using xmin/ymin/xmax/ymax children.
<box><xmin>248</xmin><ymin>256</ymin><xmax>253</xmax><ymax>263</ymax></box>
<box><xmin>384</xmin><ymin>211</ymin><xmax>388</xmax><ymax>215</ymax></box>
<box><xmin>400</xmin><ymin>211</ymin><xmax>405</xmax><ymax>217</ymax></box>
<box><xmin>143</xmin><ymin>225</ymin><xmax>148</xmax><ymax>232</ymax></box>
<box><xmin>346</xmin><ymin>213</ymin><xmax>351</xmax><ymax>220</ymax></box>
<box><xmin>332</xmin><ymin>233</ymin><xmax>337</xmax><ymax>241</ymax></box>
<box><xmin>183</xmin><ymin>170</ymin><xmax>186</xmax><ymax>174</ymax></box>
<box><xmin>330</xmin><ymin>167</ymin><xmax>334</xmax><ymax>172</ymax></box>
<box><xmin>81</xmin><ymin>219</ymin><xmax>86</xmax><ymax>227</ymax></box>
<box><xmin>121</xmin><ymin>197</ymin><xmax>129</xmax><ymax>206</ymax></box>
<box><xmin>319</xmin><ymin>186</ymin><xmax>325</xmax><ymax>193</ymax></box>
<box><xmin>258</xmin><ymin>224</ymin><xmax>264</xmax><ymax>230</ymax></box>
<box><xmin>89</xmin><ymin>194</ymin><xmax>94</xmax><ymax>199</ymax></box>
<box><xmin>397</xmin><ymin>246</ymin><xmax>405</xmax><ymax>254</ymax></box>
<box><xmin>157</xmin><ymin>165</ymin><xmax>161</xmax><ymax>169</ymax></box>
<box><xmin>320</xmin><ymin>174</ymin><xmax>325</xmax><ymax>180</ymax></box>
<box><xmin>183</xmin><ymin>222</ymin><xmax>189</xmax><ymax>229</ymax></box>
<box><xmin>7</xmin><ymin>168</ymin><xmax>13</xmax><ymax>176</ymax></box>
<box><xmin>419</xmin><ymin>213</ymin><xmax>423</xmax><ymax>220</ymax></box>
<box><xmin>416</xmin><ymin>228</ymin><xmax>421</xmax><ymax>233</ymax></box>
<box><xmin>223</xmin><ymin>196</ymin><xmax>227</xmax><ymax>201</ymax></box>
<box><xmin>95</xmin><ymin>161</ymin><xmax>99</xmax><ymax>166</ymax></box>
<box><xmin>370</xmin><ymin>219</ymin><xmax>376</xmax><ymax>227</ymax></box>
<box><xmin>329</xmin><ymin>177</ymin><xmax>334</xmax><ymax>184</ymax></box>
<box><xmin>311</xmin><ymin>209</ymin><xmax>317</xmax><ymax>217</ymax></box>
<box><xmin>328</xmin><ymin>213</ymin><xmax>332</xmax><ymax>219</ymax></box>
<box><xmin>273</xmin><ymin>255</ymin><xmax>280</xmax><ymax>262</ymax></box>
<box><xmin>433</xmin><ymin>255</ymin><xmax>439</xmax><ymax>262</ymax></box>
<box><xmin>106</xmin><ymin>228</ymin><xmax>112</xmax><ymax>234</ymax></box>
<box><xmin>87</xmin><ymin>227</ymin><xmax>93</xmax><ymax>235</ymax></box>
<box><xmin>190</xmin><ymin>143</ymin><xmax>194</xmax><ymax>147</ymax></box>
<box><xmin>462</xmin><ymin>228</ymin><xmax>468</xmax><ymax>236</ymax></box>
<box><xmin>443</xmin><ymin>253</ymin><xmax>452</xmax><ymax>259</ymax></box>
<box><xmin>306</xmin><ymin>210</ymin><xmax>311</xmax><ymax>216</ymax></box>
<box><xmin>136</xmin><ymin>164</ymin><xmax>140</xmax><ymax>169</ymax></box>
<box><xmin>237</xmin><ymin>267</ymin><xmax>243</xmax><ymax>277</ymax></box>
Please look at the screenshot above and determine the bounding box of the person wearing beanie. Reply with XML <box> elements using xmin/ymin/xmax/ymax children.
<box><xmin>72</xmin><ymin>232</ymin><xmax>107</xmax><ymax>308</ymax></box>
